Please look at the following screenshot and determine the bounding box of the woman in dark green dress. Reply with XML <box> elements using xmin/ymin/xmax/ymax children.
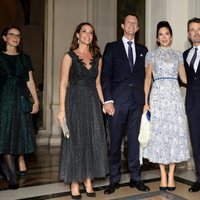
<box><xmin>0</xmin><ymin>26</ymin><xmax>39</xmax><ymax>188</ymax></box>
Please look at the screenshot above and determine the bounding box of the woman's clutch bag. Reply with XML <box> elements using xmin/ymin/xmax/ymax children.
<box><xmin>61</xmin><ymin>118</ymin><xmax>70</xmax><ymax>138</ymax></box>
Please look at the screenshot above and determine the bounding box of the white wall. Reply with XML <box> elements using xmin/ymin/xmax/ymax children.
<box><xmin>165</xmin><ymin>0</ymin><xmax>188</xmax><ymax>51</ymax></box>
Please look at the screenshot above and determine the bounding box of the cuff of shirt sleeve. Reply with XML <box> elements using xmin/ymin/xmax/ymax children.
<box><xmin>103</xmin><ymin>100</ymin><xmax>114</xmax><ymax>105</ymax></box>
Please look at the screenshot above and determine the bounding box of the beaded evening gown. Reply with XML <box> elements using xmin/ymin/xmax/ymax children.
<box><xmin>0</xmin><ymin>52</ymin><xmax>36</xmax><ymax>154</ymax></box>
<box><xmin>59</xmin><ymin>51</ymin><xmax>108</xmax><ymax>183</ymax></box>
<box><xmin>143</xmin><ymin>47</ymin><xmax>190</xmax><ymax>164</ymax></box>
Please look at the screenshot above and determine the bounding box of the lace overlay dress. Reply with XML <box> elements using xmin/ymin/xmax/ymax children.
<box><xmin>59</xmin><ymin>51</ymin><xmax>108</xmax><ymax>183</ymax></box>
<box><xmin>143</xmin><ymin>47</ymin><xmax>190</xmax><ymax>164</ymax></box>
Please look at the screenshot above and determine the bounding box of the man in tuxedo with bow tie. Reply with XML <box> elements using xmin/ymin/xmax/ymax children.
<box><xmin>101</xmin><ymin>14</ymin><xmax>150</xmax><ymax>194</ymax></box>
<box><xmin>183</xmin><ymin>17</ymin><xmax>200</xmax><ymax>192</ymax></box>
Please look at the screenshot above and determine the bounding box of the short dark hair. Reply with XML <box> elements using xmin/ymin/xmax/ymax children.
<box><xmin>156</xmin><ymin>21</ymin><xmax>173</xmax><ymax>46</ymax></box>
<box><xmin>121</xmin><ymin>14</ymin><xmax>139</xmax><ymax>24</ymax></box>
<box><xmin>187</xmin><ymin>17</ymin><xmax>200</xmax><ymax>31</ymax></box>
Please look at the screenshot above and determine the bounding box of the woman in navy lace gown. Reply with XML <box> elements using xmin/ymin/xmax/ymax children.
<box><xmin>57</xmin><ymin>22</ymin><xmax>108</xmax><ymax>199</ymax></box>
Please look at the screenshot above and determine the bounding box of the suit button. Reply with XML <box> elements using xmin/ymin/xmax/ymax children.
<box><xmin>194</xmin><ymin>77</ymin><xmax>197</xmax><ymax>79</ymax></box>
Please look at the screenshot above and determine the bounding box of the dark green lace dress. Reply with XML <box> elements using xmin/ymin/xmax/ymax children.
<box><xmin>0</xmin><ymin>52</ymin><xmax>36</xmax><ymax>155</ymax></box>
<box><xmin>59</xmin><ymin>51</ymin><xmax>108</xmax><ymax>183</ymax></box>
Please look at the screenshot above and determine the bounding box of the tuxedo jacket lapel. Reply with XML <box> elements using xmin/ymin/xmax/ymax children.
<box><xmin>195</xmin><ymin>61</ymin><xmax>200</xmax><ymax>74</ymax></box>
<box><xmin>118</xmin><ymin>40</ymin><xmax>127</xmax><ymax>60</ymax></box>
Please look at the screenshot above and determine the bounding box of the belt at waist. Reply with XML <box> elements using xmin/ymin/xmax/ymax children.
<box><xmin>154</xmin><ymin>77</ymin><xmax>177</xmax><ymax>81</ymax></box>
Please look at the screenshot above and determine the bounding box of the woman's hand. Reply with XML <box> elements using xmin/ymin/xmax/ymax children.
<box><xmin>57</xmin><ymin>111</ymin><xmax>66</xmax><ymax>126</ymax></box>
<box><xmin>31</xmin><ymin>102</ymin><xmax>39</xmax><ymax>114</ymax></box>
<box><xmin>143</xmin><ymin>104</ymin><xmax>150</xmax><ymax>112</ymax></box>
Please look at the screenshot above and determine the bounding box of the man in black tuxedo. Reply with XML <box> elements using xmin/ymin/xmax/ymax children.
<box><xmin>101</xmin><ymin>14</ymin><xmax>150</xmax><ymax>194</ymax></box>
<box><xmin>183</xmin><ymin>17</ymin><xmax>200</xmax><ymax>192</ymax></box>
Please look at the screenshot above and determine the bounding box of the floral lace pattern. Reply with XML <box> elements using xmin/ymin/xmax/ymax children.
<box><xmin>143</xmin><ymin>47</ymin><xmax>190</xmax><ymax>164</ymax></box>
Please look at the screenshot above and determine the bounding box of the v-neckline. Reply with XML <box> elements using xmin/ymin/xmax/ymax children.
<box><xmin>72</xmin><ymin>51</ymin><xmax>94</xmax><ymax>70</ymax></box>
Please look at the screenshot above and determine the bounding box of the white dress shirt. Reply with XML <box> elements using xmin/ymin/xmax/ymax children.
<box><xmin>122</xmin><ymin>36</ymin><xmax>136</xmax><ymax>64</ymax></box>
<box><xmin>186</xmin><ymin>46</ymin><xmax>200</xmax><ymax>72</ymax></box>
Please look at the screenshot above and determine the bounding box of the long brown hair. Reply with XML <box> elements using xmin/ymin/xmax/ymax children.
<box><xmin>0</xmin><ymin>25</ymin><xmax>22</xmax><ymax>52</ymax></box>
<box><xmin>70</xmin><ymin>22</ymin><xmax>101</xmax><ymax>57</ymax></box>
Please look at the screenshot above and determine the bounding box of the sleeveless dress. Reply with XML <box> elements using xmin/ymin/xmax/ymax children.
<box><xmin>143</xmin><ymin>47</ymin><xmax>190</xmax><ymax>164</ymax></box>
<box><xmin>59</xmin><ymin>51</ymin><xmax>108</xmax><ymax>183</ymax></box>
<box><xmin>0</xmin><ymin>52</ymin><xmax>36</xmax><ymax>154</ymax></box>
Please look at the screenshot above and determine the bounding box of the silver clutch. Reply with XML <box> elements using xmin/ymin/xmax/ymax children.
<box><xmin>61</xmin><ymin>118</ymin><xmax>70</xmax><ymax>138</ymax></box>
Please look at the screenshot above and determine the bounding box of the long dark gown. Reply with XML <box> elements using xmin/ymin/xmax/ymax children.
<box><xmin>0</xmin><ymin>52</ymin><xmax>36</xmax><ymax>155</ymax></box>
<box><xmin>59</xmin><ymin>51</ymin><xmax>108</xmax><ymax>183</ymax></box>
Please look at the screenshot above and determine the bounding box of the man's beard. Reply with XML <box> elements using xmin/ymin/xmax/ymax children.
<box><xmin>191</xmin><ymin>37</ymin><xmax>200</xmax><ymax>44</ymax></box>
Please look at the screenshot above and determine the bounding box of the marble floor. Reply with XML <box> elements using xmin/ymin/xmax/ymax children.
<box><xmin>0</xmin><ymin>146</ymin><xmax>199</xmax><ymax>200</ymax></box>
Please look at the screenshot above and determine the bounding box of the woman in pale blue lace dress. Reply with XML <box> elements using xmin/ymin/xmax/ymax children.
<box><xmin>143</xmin><ymin>21</ymin><xmax>190</xmax><ymax>191</ymax></box>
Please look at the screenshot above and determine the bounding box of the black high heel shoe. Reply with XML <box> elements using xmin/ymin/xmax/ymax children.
<box><xmin>159</xmin><ymin>186</ymin><xmax>168</xmax><ymax>191</ymax></box>
<box><xmin>83</xmin><ymin>183</ymin><xmax>96</xmax><ymax>197</ymax></box>
<box><xmin>70</xmin><ymin>183</ymin><xmax>82</xmax><ymax>199</ymax></box>
<box><xmin>168</xmin><ymin>186</ymin><xmax>176</xmax><ymax>191</ymax></box>
<box><xmin>70</xmin><ymin>193</ymin><xmax>82</xmax><ymax>199</ymax></box>
<box><xmin>167</xmin><ymin>174</ymin><xmax>176</xmax><ymax>191</ymax></box>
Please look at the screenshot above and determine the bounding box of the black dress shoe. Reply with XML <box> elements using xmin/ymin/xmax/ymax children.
<box><xmin>104</xmin><ymin>182</ymin><xmax>120</xmax><ymax>194</ymax></box>
<box><xmin>188</xmin><ymin>181</ymin><xmax>200</xmax><ymax>192</ymax></box>
<box><xmin>129</xmin><ymin>180</ymin><xmax>150</xmax><ymax>191</ymax></box>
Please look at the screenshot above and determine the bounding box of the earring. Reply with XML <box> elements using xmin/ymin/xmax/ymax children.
<box><xmin>78</xmin><ymin>39</ymin><xmax>79</xmax><ymax>44</ymax></box>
